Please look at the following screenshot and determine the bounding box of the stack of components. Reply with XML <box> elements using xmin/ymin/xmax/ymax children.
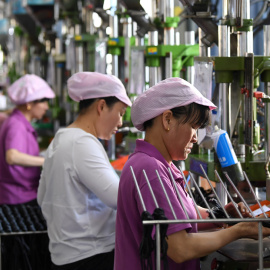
<box><xmin>0</xmin><ymin>204</ymin><xmax>47</xmax><ymax>233</ymax></box>
<box><xmin>0</xmin><ymin>205</ymin><xmax>50</xmax><ymax>270</ymax></box>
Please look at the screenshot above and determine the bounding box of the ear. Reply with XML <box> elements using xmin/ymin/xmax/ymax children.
<box><xmin>26</xmin><ymin>102</ymin><xmax>32</xmax><ymax>111</ymax></box>
<box><xmin>96</xmin><ymin>99</ymin><xmax>106</xmax><ymax>115</ymax></box>
<box><xmin>162</xmin><ymin>110</ymin><xmax>173</xmax><ymax>131</ymax></box>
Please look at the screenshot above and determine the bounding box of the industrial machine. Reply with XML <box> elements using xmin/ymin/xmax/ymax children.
<box><xmin>1</xmin><ymin>0</ymin><xmax>268</xmax><ymax>189</ymax></box>
<box><xmin>0</xmin><ymin>0</ymin><xmax>268</xmax><ymax>190</ymax></box>
<box><xmin>179</xmin><ymin>0</ymin><xmax>270</xmax><ymax>198</ymax></box>
<box><xmin>1</xmin><ymin>0</ymin><xmax>270</xmax><ymax>268</ymax></box>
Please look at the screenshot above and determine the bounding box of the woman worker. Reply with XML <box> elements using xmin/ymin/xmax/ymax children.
<box><xmin>114</xmin><ymin>77</ymin><xmax>270</xmax><ymax>270</ymax></box>
<box><xmin>37</xmin><ymin>72</ymin><xmax>132</xmax><ymax>270</ymax></box>
<box><xmin>0</xmin><ymin>74</ymin><xmax>55</xmax><ymax>205</ymax></box>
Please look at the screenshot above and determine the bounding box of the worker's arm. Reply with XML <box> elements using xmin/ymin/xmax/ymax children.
<box><xmin>167</xmin><ymin>221</ymin><xmax>270</xmax><ymax>263</ymax></box>
<box><xmin>197</xmin><ymin>201</ymin><xmax>252</xmax><ymax>231</ymax></box>
<box><xmin>6</xmin><ymin>149</ymin><xmax>44</xmax><ymax>167</ymax></box>
<box><xmin>74</xmin><ymin>135</ymin><xmax>119</xmax><ymax>209</ymax></box>
<box><xmin>197</xmin><ymin>206</ymin><xmax>222</xmax><ymax>231</ymax></box>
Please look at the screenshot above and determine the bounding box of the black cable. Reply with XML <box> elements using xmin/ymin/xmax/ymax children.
<box><xmin>206</xmin><ymin>198</ymin><xmax>228</xmax><ymax>219</ymax></box>
<box><xmin>140</xmin><ymin>210</ymin><xmax>155</xmax><ymax>270</ymax></box>
<box><xmin>152</xmin><ymin>208</ymin><xmax>169</xmax><ymax>270</ymax></box>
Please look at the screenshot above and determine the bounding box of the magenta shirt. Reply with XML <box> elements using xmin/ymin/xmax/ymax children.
<box><xmin>115</xmin><ymin>139</ymin><xmax>200</xmax><ymax>270</ymax></box>
<box><xmin>0</xmin><ymin>109</ymin><xmax>41</xmax><ymax>204</ymax></box>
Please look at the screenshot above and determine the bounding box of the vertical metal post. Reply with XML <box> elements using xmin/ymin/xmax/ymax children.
<box><xmin>156</xmin><ymin>224</ymin><xmax>161</xmax><ymax>270</ymax></box>
<box><xmin>242</xmin><ymin>0</ymin><xmax>250</xmax><ymax>19</ymax></box>
<box><xmin>218</xmin><ymin>24</ymin><xmax>231</xmax><ymax>135</ymax></box>
<box><xmin>75</xmin><ymin>24</ymin><xmax>84</xmax><ymax>72</ymax></box>
<box><xmin>216</xmin><ymin>23</ymin><xmax>231</xmax><ymax>201</ymax></box>
<box><xmin>263</xmin><ymin>25</ymin><xmax>270</xmax><ymax>162</ymax></box>
<box><xmin>86</xmin><ymin>9</ymin><xmax>95</xmax><ymax>35</ymax></box>
<box><xmin>222</xmin><ymin>0</ymin><xmax>228</xmax><ymax>18</ymax></box>
<box><xmin>165</xmin><ymin>52</ymin><xmax>173</xmax><ymax>79</ymax></box>
<box><xmin>258</xmin><ymin>222</ymin><xmax>263</xmax><ymax>270</ymax></box>
<box><xmin>148</xmin><ymin>31</ymin><xmax>158</xmax><ymax>46</ymax></box>
<box><xmin>164</xmin><ymin>29</ymin><xmax>174</xmax><ymax>46</ymax></box>
<box><xmin>185</xmin><ymin>31</ymin><xmax>195</xmax><ymax>84</ymax></box>
<box><xmin>164</xmin><ymin>0</ymin><xmax>174</xmax><ymax>46</ymax></box>
<box><xmin>148</xmin><ymin>31</ymin><xmax>159</xmax><ymax>87</ymax></box>
<box><xmin>244</xmin><ymin>53</ymin><xmax>254</xmax><ymax>147</ymax></box>
<box><xmin>110</xmin><ymin>0</ymin><xmax>119</xmax><ymax>78</ymax></box>
<box><xmin>198</xmin><ymin>28</ymin><xmax>210</xmax><ymax>57</ymax></box>
<box><xmin>236</xmin><ymin>0</ymin><xmax>252</xmax><ymax>56</ymax></box>
<box><xmin>108</xmin><ymin>0</ymin><xmax>119</xmax><ymax>160</ymax></box>
<box><xmin>123</xmin><ymin>17</ymin><xmax>132</xmax><ymax>91</ymax></box>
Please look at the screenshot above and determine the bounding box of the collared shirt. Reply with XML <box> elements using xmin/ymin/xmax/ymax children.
<box><xmin>0</xmin><ymin>109</ymin><xmax>40</xmax><ymax>204</ymax></box>
<box><xmin>38</xmin><ymin>128</ymin><xmax>119</xmax><ymax>265</ymax></box>
<box><xmin>115</xmin><ymin>139</ymin><xmax>199</xmax><ymax>270</ymax></box>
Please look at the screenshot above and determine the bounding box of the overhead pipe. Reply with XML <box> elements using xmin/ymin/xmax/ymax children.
<box><xmin>122</xmin><ymin>0</ymin><xmax>157</xmax><ymax>37</ymax></box>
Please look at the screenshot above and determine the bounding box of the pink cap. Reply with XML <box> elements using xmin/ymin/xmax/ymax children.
<box><xmin>8</xmin><ymin>74</ymin><xmax>55</xmax><ymax>105</ymax></box>
<box><xmin>131</xmin><ymin>77</ymin><xmax>217</xmax><ymax>131</ymax></box>
<box><xmin>67</xmin><ymin>72</ymin><xmax>132</xmax><ymax>106</ymax></box>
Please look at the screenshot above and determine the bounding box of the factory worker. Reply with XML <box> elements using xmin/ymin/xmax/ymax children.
<box><xmin>37</xmin><ymin>72</ymin><xmax>132</xmax><ymax>270</ymax></box>
<box><xmin>0</xmin><ymin>112</ymin><xmax>8</xmax><ymax>128</ymax></box>
<box><xmin>0</xmin><ymin>74</ymin><xmax>55</xmax><ymax>205</ymax></box>
<box><xmin>114</xmin><ymin>77</ymin><xmax>270</xmax><ymax>270</ymax></box>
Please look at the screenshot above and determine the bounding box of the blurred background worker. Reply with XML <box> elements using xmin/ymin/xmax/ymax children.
<box><xmin>38</xmin><ymin>72</ymin><xmax>131</xmax><ymax>270</ymax></box>
<box><xmin>0</xmin><ymin>74</ymin><xmax>55</xmax><ymax>205</ymax></box>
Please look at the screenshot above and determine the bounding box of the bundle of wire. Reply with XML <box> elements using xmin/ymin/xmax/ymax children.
<box><xmin>139</xmin><ymin>207</ymin><xmax>169</xmax><ymax>270</ymax></box>
<box><xmin>140</xmin><ymin>210</ymin><xmax>155</xmax><ymax>270</ymax></box>
<box><xmin>152</xmin><ymin>208</ymin><xmax>169</xmax><ymax>270</ymax></box>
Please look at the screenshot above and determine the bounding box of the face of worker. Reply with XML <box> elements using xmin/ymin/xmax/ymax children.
<box><xmin>98</xmin><ymin>101</ymin><xmax>127</xmax><ymax>140</ymax></box>
<box><xmin>29</xmin><ymin>100</ymin><xmax>49</xmax><ymax>120</ymax></box>
<box><xmin>166</xmin><ymin>119</ymin><xmax>198</xmax><ymax>161</ymax></box>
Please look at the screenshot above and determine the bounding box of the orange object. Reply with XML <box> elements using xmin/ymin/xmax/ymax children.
<box><xmin>183</xmin><ymin>170</ymin><xmax>189</xmax><ymax>177</ymax></box>
<box><xmin>111</xmin><ymin>155</ymin><xmax>129</xmax><ymax>171</ymax></box>
<box><xmin>249</xmin><ymin>200</ymin><xmax>270</xmax><ymax>218</ymax></box>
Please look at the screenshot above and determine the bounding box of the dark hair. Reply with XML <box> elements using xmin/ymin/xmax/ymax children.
<box><xmin>79</xmin><ymin>96</ymin><xmax>120</xmax><ymax>114</ymax></box>
<box><xmin>33</xmin><ymin>98</ymin><xmax>50</xmax><ymax>103</ymax></box>
<box><xmin>143</xmin><ymin>103</ymin><xmax>210</xmax><ymax>130</ymax></box>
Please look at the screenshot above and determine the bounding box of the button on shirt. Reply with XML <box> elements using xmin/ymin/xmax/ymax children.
<box><xmin>115</xmin><ymin>139</ymin><xmax>200</xmax><ymax>270</ymax></box>
<box><xmin>0</xmin><ymin>109</ymin><xmax>40</xmax><ymax>205</ymax></box>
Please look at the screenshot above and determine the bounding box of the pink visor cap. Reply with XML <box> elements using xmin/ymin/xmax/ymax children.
<box><xmin>131</xmin><ymin>77</ymin><xmax>217</xmax><ymax>131</ymax></box>
<box><xmin>8</xmin><ymin>74</ymin><xmax>55</xmax><ymax>105</ymax></box>
<box><xmin>67</xmin><ymin>72</ymin><xmax>132</xmax><ymax>107</ymax></box>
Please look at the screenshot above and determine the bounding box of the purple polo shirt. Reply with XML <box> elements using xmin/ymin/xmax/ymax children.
<box><xmin>0</xmin><ymin>109</ymin><xmax>41</xmax><ymax>204</ymax></box>
<box><xmin>115</xmin><ymin>139</ymin><xmax>200</xmax><ymax>270</ymax></box>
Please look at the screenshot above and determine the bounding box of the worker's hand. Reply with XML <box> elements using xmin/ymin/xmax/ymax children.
<box><xmin>235</xmin><ymin>221</ymin><xmax>270</xmax><ymax>240</ymax></box>
<box><xmin>224</xmin><ymin>201</ymin><xmax>252</xmax><ymax>218</ymax></box>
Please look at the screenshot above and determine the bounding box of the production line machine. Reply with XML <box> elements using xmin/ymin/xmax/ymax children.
<box><xmin>176</xmin><ymin>0</ymin><xmax>270</xmax><ymax>200</ymax></box>
<box><xmin>4</xmin><ymin>0</ymin><xmax>270</xmax><ymax>192</ymax></box>
<box><xmin>51</xmin><ymin>0</ymin><xmax>270</xmax><ymax>194</ymax></box>
<box><xmin>1</xmin><ymin>0</ymin><xmax>270</xmax><ymax>269</ymax></box>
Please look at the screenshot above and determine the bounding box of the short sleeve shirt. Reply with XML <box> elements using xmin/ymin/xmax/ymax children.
<box><xmin>114</xmin><ymin>139</ymin><xmax>200</xmax><ymax>270</ymax></box>
<box><xmin>0</xmin><ymin>109</ymin><xmax>40</xmax><ymax>204</ymax></box>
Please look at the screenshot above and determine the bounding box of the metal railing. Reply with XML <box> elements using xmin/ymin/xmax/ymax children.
<box><xmin>131</xmin><ymin>164</ymin><xmax>270</xmax><ymax>270</ymax></box>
